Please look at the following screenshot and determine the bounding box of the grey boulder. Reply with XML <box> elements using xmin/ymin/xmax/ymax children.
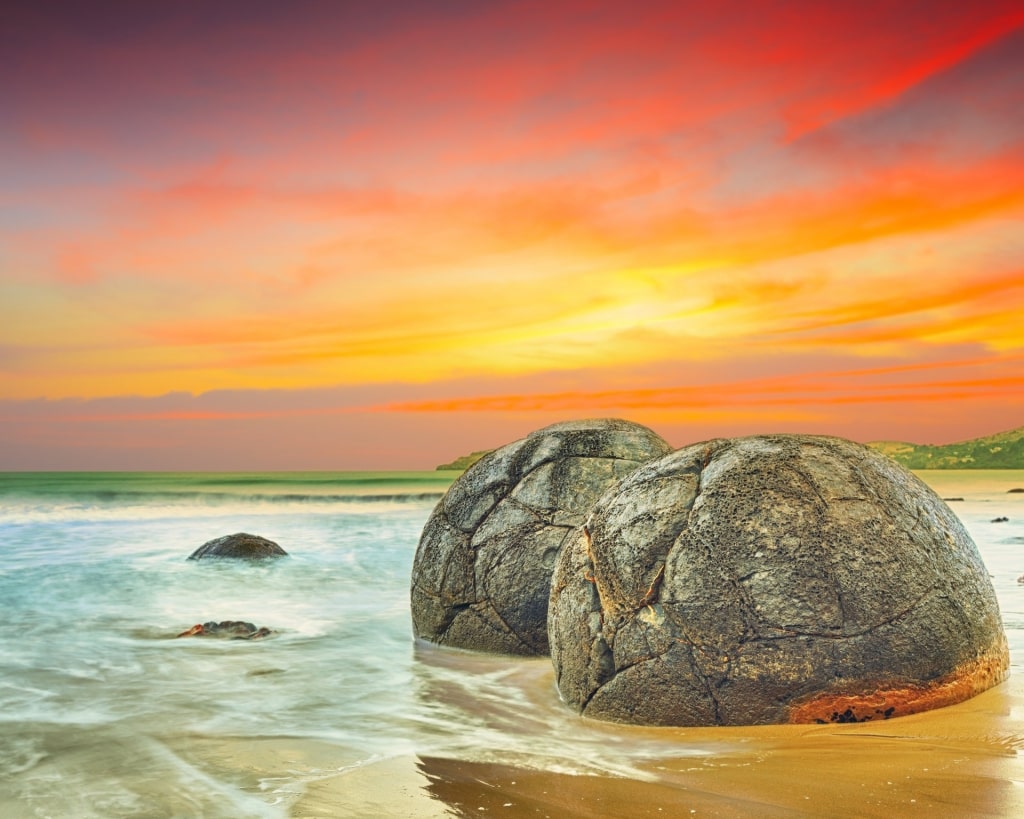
<box><xmin>411</xmin><ymin>418</ymin><xmax>673</xmax><ymax>655</ymax></box>
<box><xmin>188</xmin><ymin>533</ymin><xmax>287</xmax><ymax>560</ymax></box>
<box><xmin>549</xmin><ymin>434</ymin><xmax>1009</xmax><ymax>725</ymax></box>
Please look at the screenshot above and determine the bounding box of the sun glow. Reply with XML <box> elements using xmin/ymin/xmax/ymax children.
<box><xmin>1</xmin><ymin>1</ymin><xmax>1022</xmax><ymax>468</ymax></box>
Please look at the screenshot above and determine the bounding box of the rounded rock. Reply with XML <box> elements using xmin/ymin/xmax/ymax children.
<box><xmin>188</xmin><ymin>532</ymin><xmax>287</xmax><ymax>560</ymax></box>
<box><xmin>549</xmin><ymin>434</ymin><xmax>1009</xmax><ymax>725</ymax></box>
<box><xmin>411</xmin><ymin>418</ymin><xmax>673</xmax><ymax>655</ymax></box>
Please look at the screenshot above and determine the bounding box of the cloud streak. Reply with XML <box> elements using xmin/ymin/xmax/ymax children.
<box><xmin>1</xmin><ymin>1</ymin><xmax>1022</xmax><ymax>467</ymax></box>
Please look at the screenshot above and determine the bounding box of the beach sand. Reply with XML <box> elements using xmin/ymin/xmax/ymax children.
<box><xmin>280</xmin><ymin>672</ymin><xmax>1024</xmax><ymax>818</ymax></box>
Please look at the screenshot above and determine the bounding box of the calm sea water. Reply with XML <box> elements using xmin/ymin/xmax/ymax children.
<box><xmin>0</xmin><ymin>470</ymin><xmax>1022</xmax><ymax>817</ymax></box>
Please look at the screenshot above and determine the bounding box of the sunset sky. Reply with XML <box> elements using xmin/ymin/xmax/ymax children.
<box><xmin>2</xmin><ymin>0</ymin><xmax>1023</xmax><ymax>470</ymax></box>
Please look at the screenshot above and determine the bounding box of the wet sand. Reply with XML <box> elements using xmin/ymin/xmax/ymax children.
<box><xmin>288</xmin><ymin>673</ymin><xmax>1023</xmax><ymax>818</ymax></box>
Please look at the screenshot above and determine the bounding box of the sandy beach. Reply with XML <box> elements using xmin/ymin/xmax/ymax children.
<box><xmin>289</xmin><ymin>671</ymin><xmax>1023</xmax><ymax>817</ymax></box>
<box><xmin>1</xmin><ymin>471</ymin><xmax>1020</xmax><ymax>818</ymax></box>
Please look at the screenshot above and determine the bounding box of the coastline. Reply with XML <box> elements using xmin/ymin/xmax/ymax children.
<box><xmin>1</xmin><ymin>469</ymin><xmax>1020</xmax><ymax>818</ymax></box>
<box><xmin>290</xmin><ymin>670</ymin><xmax>1024</xmax><ymax>817</ymax></box>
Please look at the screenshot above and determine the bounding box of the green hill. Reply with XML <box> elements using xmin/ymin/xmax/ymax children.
<box><xmin>866</xmin><ymin>425</ymin><xmax>1024</xmax><ymax>469</ymax></box>
<box><xmin>434</xmin><ymin>450</ymin><xmax>492</xmax><ymax>471</ymax></box>
<box><xmin>437</xmin><ymin>425</ymin><xmax>1024</xmax><ymax>472</ymax></box>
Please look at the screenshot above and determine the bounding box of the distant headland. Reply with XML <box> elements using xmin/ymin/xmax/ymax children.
<box><xmin>866</xmin><ymin>424</ymin><xmax>1024</xmax><ymax>469</ymax></box>
<box><xmin>434</xmin><ymin>450</ymin><xmax>494</xmax><ymax>471</ymax></box>
<box><xmin>436</xmin><ymin>425</ymin><xmax>1024</xmax><ymax>471</ymax></box>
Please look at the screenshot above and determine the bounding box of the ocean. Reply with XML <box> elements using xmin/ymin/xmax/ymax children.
<box><xmin>0</xmin><ymin>470</ymin><xmax>1022</xmax><ymax>817</ymax></box>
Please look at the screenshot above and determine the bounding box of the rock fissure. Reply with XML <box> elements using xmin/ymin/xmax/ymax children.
<box><xmin>478</xmin><ymin>600</ymin><xmax>535</xmax><ymax>652</ymax></box>
<box><xmin>438</xmin><ymin>600</ymin><xmax>477</xmax><ymax>641</ymax></box>
<box><xmin>788</xmin><ymin>465</ymin><xmax>831</xmax><ymax>512</ymax></box>
<box><xmin>516</xmin><ymin>453</ymin><xmax>656</xmax><ymax>486</ymax></box>
<box><xmin>741</xmin><ymin>584</ymin><xmax>940</xmax><ymax>642</ymax></box>
<box><xmin>436</xmin><ymin>523</ymin><xmax>477</xmax><ymax>603</ymax></box>
<box><xmin>685</xmin><ymin>642</ymin><xmax>724</xmax><ymax>724</ymax></box>
<box><xmin>685</xmin><ymin>458</ymin><xmax>710</xmax><ymax>530</ymax></box>
<box><xmin>414</xmin><ymin>418</ymin><xmax>672</xmax><ymax>656</ymax></box>
<box><xmin>548</xmin><ymin>433</ymin><xmax>1008</xmax><ymax>725</ymax></box>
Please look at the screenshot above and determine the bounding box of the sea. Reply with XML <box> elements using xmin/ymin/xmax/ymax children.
<box><xmin>0</xmin><ymin>470</ymin><xmax>1022</xmax><ymax>817</ymax></box>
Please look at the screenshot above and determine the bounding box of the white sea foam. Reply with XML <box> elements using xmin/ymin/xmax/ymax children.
<box><xmin>0</xmin><ymin>470</ymin><xmax>1021</xmax><ymax>816</ymax></box>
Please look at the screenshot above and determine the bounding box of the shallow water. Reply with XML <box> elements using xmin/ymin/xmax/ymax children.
<box><xmin>0</xmin><ymin>470</ymin><xmax>1021</xmax><ymax>817</ymax></box>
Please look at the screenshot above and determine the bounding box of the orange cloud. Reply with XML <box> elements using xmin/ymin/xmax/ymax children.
<box><xmin>1</xmin><ymin>1</ymin><xmax>1022</xmax><ymax>465</ymax></box>
<box><xmin>377</xmin><ymin>359</ymin><xmax>1024</xmax><ymax>416</ymax></box>
<box><xmin>783</xmin><ymin>6</ymin><xmax>1024</xmax><ymax>138</ymax></box>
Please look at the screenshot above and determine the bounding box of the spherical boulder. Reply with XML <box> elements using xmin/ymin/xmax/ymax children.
<box><xmin>188</xmin><ymin>533</ymin><xmax>287</xmax><ymax>560</ymax></box>
<box><xmin>411</xmin><ymin>419</ymin><xmax>673</xmax><ymax>655</ymax></box>
<box><xmin>549</xmin><ymin>434</ymin><xmax>1009</xmax><ymax>725</ymax></box>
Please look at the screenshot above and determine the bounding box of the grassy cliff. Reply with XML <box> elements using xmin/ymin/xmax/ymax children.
<box><xmin>436</xmin><ymin>425</ymin><xmax>1024</xmax><ymax>471</ymax></box>
<box><xmin>434</xmin><ymin>450</ymin><xmax>493</xmax><ymax>471</ymax></box>
<box><xmin>867</xmin><ymin>425</ymin><xmax>1024</xmax><ymax>469</ymax></box>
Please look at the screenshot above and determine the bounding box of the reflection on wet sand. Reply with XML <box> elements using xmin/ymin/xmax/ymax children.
<box><xmin>414</xmin><ymin>755</ymin><xmax>792</xmax><ymax>818</ymax></box>
<box><xmin>293</xmin><ymin>657</ymin><xmax>1022</xmax><ymax>818</ymax></box>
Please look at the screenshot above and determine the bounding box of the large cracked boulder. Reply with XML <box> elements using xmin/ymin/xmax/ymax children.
<box><xmin>549</xmin><ymin>434</ymin><xmax>1009</xmax><ymax>725</ymax></box>
<box><xmin>411</xmin><ymin>419</ymin><xmax>673</xmax><ymax>655</ymax></box>
<box><xmin>188</xmin><ymin>533</ymin><xmax>287</xmax><ymax>560</ymax></box>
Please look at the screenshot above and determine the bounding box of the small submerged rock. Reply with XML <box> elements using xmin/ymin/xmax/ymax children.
<box><xmin>1008</xmin><ymin>488</ymin><xmax>1024</xmax><ymax>494</ymax></box>
<box><xmin>177</xmin><ymin>621</ymin><xmax>273</xmax><ymax>640</ymax></box>
<box><xmin>991</xmin><ymin>517</ymin><xmax>1010</xmax><ymax>523</ymax></box>
<box><xmin>188</xmin><ymin>533</ymin><xmax>287</xmax><ymax>560</ymax></box>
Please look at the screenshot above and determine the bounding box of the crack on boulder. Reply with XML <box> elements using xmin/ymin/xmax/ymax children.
<box><xmin>495</xmin><ymin>495</ymin><xmax>547</xmax><ymax>522</ymax></box>
<box><xmin>684</xmin><ymin>448</ymin><xmax>713</xmax><ymax>529</ymax></box>
<box><xmin>578</xmin><ymin>634</ymin><xmax>617</xmax><ymax>714</ymax></box>
<box><xmin>785</xmin><ymin>465</ymin><xmax>850</xmax><ymax>628</ymax></box>
<box><xmin>847</xmin><ymin>459</ymin><xmax>900</xmax><ymax>528</ymax></box>
<box><xmin>435</xmin><ymin>515</ymin><xmax>477</xmax><ymax>603</ymax></box>
<box><xmin>581</xmin><ymin>525</ymin><xmax>609</xmax><ymax>616</ymax></box>
<box><xmin>441</xmin><ymin>599</ymin><xmax>534</xmax><ymax>654</ymax></box>
<box><xmin>682</xmin><ymin>639</ymin><xmax>723</xmax><ymax>724</ymax></box>
<box><xmin>740</xmin><ymin>584</ymin><xmax>939</xmax><ymax>642</ymax></box>
<box><xmin>483</xmin><ymin>599</ymin><xmax>535</xmax><ymax>652</ymax></box>
<box><xmin>788</xmin><ymin>465</ymin><xmax>830</xmax><ymax>512</ymax></box>
<box><xmin>551</xmin><ymin>434</ymin><xmax>1008</xmax><ymax>726</ymax></box>
<box><xmin>905</xmin><ymin>505</ymin><xmax>924</xmax><ymax>537</ymax></box>
<box><xmin>835</xmin><ymin>580</ymin><xmax>849</xmax><ymax>625</ymax></box>
<box><xmin>437</xmin><ymin>600</ymin><xmax>477</xmax><ymax>641</ymax></box>
<box><xmin>640</xmin><ymin>564</ymin><xmax>665</xmax><ymax>608</ymax></box>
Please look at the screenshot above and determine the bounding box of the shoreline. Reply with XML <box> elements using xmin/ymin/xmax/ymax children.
<box><xmin>286</xmin><ymin>672</ymin><xmax>1024</xmax><ymax>817</ymax></box>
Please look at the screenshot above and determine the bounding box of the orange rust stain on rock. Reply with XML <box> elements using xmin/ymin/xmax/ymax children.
<box><xmin>787</xmin><ymin>641</ymin><xmax>1010</xmax><ymax>724</ymax></box>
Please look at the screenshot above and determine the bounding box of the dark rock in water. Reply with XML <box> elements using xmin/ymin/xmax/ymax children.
<box><xmin>177</xmin><ymin>620</ymin><xmax>273</xmax><ymax>639</ymax></box>
<box><xmin>942</xmin><ymin>497</ymin><xmax>964</xmax><ymax>502</ymax></box>
<box><xmin>549</xmin><ymin>434</ymin><xmax>1009</xmax><ymax>726</ymax></box>
<box><xmin>1018</xmin><ymin>575</ymin><xmax>1024</xmax><ymax>585</ymax></box>
<box><xmin>1008</xmin><ymin>488</ymin><xmax>1024</xmax><ymax>493</ymax></box>
<box><xmin>411</xmin><ymin>418</ymin><xmax>673</xmax><ymax>656</ymax></box>
<box><xmin>188</xmin><ymin>533</ymin><xmax>287</xmax><ymax>560</ymax></box>
<box><xmin>991</xmin><ymin>517</ymin><xmax>1010</xmax><ymax>523</ymax></box>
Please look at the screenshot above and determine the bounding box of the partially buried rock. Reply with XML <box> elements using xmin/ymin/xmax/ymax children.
<box><xmin>549</xmin><ymin>434</ymin><xmax>1009</xmax><ymax>726</ymax></box>
<box><xmin>411</xmin><ymin>419</ymin><xmax>673</xmax><ymax>655</ymax></box>
<box><xmin>188</xmin><ymin>532</ymin><xmax>287</xmax><ymax>560</ymax></box>
<box><xmin>177</xmin><ymin>620</ymin><xmax>272</xmax><ymax>639</ymax></box>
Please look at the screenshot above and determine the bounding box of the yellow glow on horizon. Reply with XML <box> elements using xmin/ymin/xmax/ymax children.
<box><xmin>4</xmin><ymin>209</ymin><xmax>1022</xmax><ymax>402</ymax></box>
